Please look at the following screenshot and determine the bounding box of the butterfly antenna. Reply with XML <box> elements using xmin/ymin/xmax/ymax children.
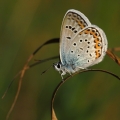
<box><xmin>41</xmin><ymin>65</ymin><xmax>53</xmax><ymax>75</ymax></box>
<box><xmin>41</xmin><ymin>59</ymin><xmax>58</xmax><ymax>75</ymax></box>
<box><xmin>34</xmin><ymin>58</ymin><xmax>58</xmax><ymax>75</ymax></box>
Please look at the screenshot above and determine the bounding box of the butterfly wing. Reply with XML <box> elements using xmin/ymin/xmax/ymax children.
<box><xmin>67</xmin><ymin>25</ymin><xmax>108</xmax><ymax>69</ymax></box>
<box><xmin>60</xmin><ymin>9</ymin><xmax>91</xmax><ymax>65</ymax></box>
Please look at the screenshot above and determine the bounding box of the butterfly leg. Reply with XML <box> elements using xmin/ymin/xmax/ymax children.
<box><xmin>78</xmin><ymin>67</ymin><xmax>85</xmax><ymax>69</ymax></box>
<box><xmin>60</xmin><ymin>70</ymin><xmax>66</xmax><ymax>80</ymax></box>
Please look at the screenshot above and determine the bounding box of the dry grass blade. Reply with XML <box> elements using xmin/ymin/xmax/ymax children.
<box><xmin>109</xmin><ymin>47</ymin><xmax>120</xmax><ymax>52</ymax></box>
<box><xmin>52</xmin><ymin>108</ymin><xmax>58</xmax><ymax>120</ymax></box>
<box><xmin>30</xmin><ymin>55</ymin><xmax>59</xmax><ymax>68</ymax></box>
<box><xmin>33</xmin><ymin>38</ymin><xmax>59</xmax><ymax>55</ymax></box>
<box><xmin>51</xmin><ymin>69</ymin><xmax>120</xmax><ymax>120</ymax></box>
<box><xmin>107</xmin><ymin>50</ymin><xmax>120</xmax><ymax>65</ymax></box>
<box><xmin>2</xmin><ymin>71</ymin><xmax>22</xmax><ymax>99</ymax></box>
<box><xmin>51</xmin><ymin>80</ymin><xmax>64</xmax><ymax>120</ymax></box>
<box><xmin>4</xmin><ymin>38</ymin><xmax>59</xmax><ymax>120</ymax></box>
<box><xmin>6</xmin><ymin>66</ymin><xmax>28</xmax><ymax>120</ymax></box>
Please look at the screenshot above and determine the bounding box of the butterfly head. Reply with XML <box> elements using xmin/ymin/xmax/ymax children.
<box><xmin>53</xmin><ymin>62</ymin><xmax>68</xmax><ymax>79</ymax></box>
<box><xmin>53</xmin><ymin>62</ymin><xmax>62</xmax><ymax>72</ymax></box>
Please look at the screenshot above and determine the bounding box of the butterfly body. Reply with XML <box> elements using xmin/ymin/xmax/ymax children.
<box><xmin>54</xmin><ymin>9</ymin><xmax>108</xmax><ymax>78</ymax></box>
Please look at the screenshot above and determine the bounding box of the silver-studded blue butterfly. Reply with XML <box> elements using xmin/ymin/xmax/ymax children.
<box><xmin>54</xmin><ymin>9</ymin><xmax>108</xmax><ymax>78</ymax></box>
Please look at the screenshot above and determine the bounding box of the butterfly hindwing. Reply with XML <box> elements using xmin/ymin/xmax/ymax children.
<box><xmin>66</xmin><ymin>25</ymin><xmax>108</xmax><ymax>69</ymax></box>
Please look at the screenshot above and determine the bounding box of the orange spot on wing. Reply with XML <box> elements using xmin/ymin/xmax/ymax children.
<box><xmin>74</xmin><ymin>18</ymin><xmax>85</xmax><ymax>29</ymax></box>
<box><xmin>90</xmin><ymin>31</ymin><xmax>98</xmax><ymax>38</ymax></box>
<box><xmin>77</xmin><ymin>21</ymin><xmax>85</xmax><ymax>29</ymax></box>
<box><xmin>95</xmin><ymin>51</ymin><xmax>101</xmax><ymax>59</ymax></box>
<box><xmin>94</xmin><ymin>41</ymin><xmax>101</xmax><ymax>49</ymax></box>
<box><xmin>84</xmin><ymin>30</ymin><xmax>90</xmax><ymax>34</ymax></box>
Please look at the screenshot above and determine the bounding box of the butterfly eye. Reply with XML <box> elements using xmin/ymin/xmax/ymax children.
<box><xmin>57</xmin><ymin>63</ymin><xmax>61</xmax><ymax>69</ymax></box>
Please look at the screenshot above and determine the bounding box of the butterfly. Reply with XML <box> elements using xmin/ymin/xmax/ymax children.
<box><xmin>54</xmin><ymin>9</ymin><xmax>108</xmax><ymax>78</ymax></box>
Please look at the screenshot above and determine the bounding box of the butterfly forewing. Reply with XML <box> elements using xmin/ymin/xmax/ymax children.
<box><xmin>60</xmin><ymin>9</ymin><xmax>91</xmax><ymax>65</ymax></box>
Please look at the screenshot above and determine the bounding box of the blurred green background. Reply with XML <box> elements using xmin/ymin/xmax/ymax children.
<box><xmin>0</xmin><ymin>0</ymin><xmax>120</xmax><ymax>120</ymax></box>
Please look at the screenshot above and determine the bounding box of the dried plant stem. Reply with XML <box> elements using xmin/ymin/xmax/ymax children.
<box><xmin>107</xmin><ymin>50</ymin><xmax>120</xmax><ymax>65</ymax></box>
<box><xmin>4</xmin><ymin>38</ymin><xmax>59</xmax><ymax>119</ymax></box>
